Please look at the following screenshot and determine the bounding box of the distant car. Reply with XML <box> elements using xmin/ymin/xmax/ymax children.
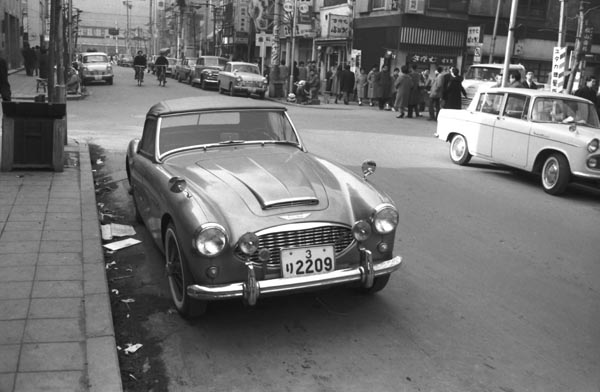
<box><xmin>436</xmin><ymin>87</ymin><xmax>600</xmax><ymax>195</ymax></box>
<box><xmin>174</xmin><ymin>58</ymin><xmax>197</xmax><ymax>84</ymax></box>
<box><xmin>191</xmin><ymin>56</ymin><xmax>228</xmax><ymax>90</ymax></box>
<box><xmin>125</xmin><ymin>97</ymin><xmax>402</xmax><ymax>318</ymax></box>
<box><xmin>461</xmin><ymin>63</ymin><xmax>526</xmax><ymax>107</ymax></box>
<box><xmin>118</xmin><ymin>54</ymin><xmax>133</xmax><ymax>67</ymax></box>
<box><xmin>166</xmin><ymin>57</ymin><xmax>177</xmax><ymax>77</ymax></box>
<box><xmin>147</xmin><ymin>55</ymin><xmax>159</xmax><ymax>73</ymax></box>
<box><xmin>217</xmin><ymin>61</ymin><xmax>268</xmax><ymax>98</ymax></box>
<box><xmin>79</xmin><ymin>52</ymin><xmax>113</xmax><ymax>85</ymax></box>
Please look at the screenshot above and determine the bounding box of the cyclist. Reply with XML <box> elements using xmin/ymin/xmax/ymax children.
<box><xmin>154</xmin><ymin>52</ymin><xmax>169</xmax><ymax>86</ymax></box>
<box><xmin>133</xmin><ymin>50</ymin><xmax>146</xmax><ymax>84</ymax></box>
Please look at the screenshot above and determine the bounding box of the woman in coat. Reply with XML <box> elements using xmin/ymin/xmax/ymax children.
<box><xmin>443</xmin><ymin>66</ymin><xmax>467</xmax><ymax>110</ymax></box>
<box><xmin>355</xmin><ymin>67</ymin><xmax>368</xmax><ymax>106</ymax></box>
<box><xmin>367</xmin><ymin>65</ymin><xmax>379</xmax><ymax>106</ymax></box>
<box><xmin>394</xmin><ymin>65</ymin><xmax>413</xmax><ymax>118</ymax></box>
<box><xmin>377</xmin><ymin>64</ymin><xmax>393</xmax><ymax>110</ymax></box>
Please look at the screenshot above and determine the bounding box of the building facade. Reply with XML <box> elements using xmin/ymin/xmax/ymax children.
<box><xmin>1</xmin><ymin>0</ymin><xmax>23</xmax><ymax>69</ymax></box>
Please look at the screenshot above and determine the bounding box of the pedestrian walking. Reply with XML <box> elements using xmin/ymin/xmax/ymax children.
<box><xmin>339</xmin><ymin>64</ymin><xmax>356</xmax><ymax>105</ymax></box>
<box><xmin>280</xmin><ymin>60</ymin><xmax>290</xmax><ymax>96</ymax></box>
<box><xmin>421</xmin><ymin>69</ymin><xmax>432</xmax><ymax>113</ymax></box>
<box><xmin>331</xmin><ymin>65</ymin><xmax>342</xmax><ymax>103</ymax></box>
<box><xmin>33</xmin><ymin>45</ymin><xmax>41</xmax><ymax>76</ymax></box>
<box><xmin>429</xmin><ymin>66</ymin><xmax>444</xmax><ymax>120</ymax></box>
<box><xmin>523</xmin><ymin>71</ymin><xmax>538</xmax><ymax>89</ymax></box>
<box><xmin>378</xmin><ymin>64</ymin><xmax>393</xmax><ymax>110</ymax></box>
<box><xmin>394</xmin><ymin>65</ymin><xmax>413</xmax><ymax>118</ymax></box>
<box><xmin>355</xmin><ymin>67</ymin><xmax>368</xmax><ymax>106</ymax></box>
<box><xmin>443</xmin><ymin>66</ymin><xmax>467</xmax><ymax>109</ymax></box>
<box><xmin>38</xmin><ymin>47</ymin><xmax>49</xmax><ymax>80</ymax></box>
<box><xmin>0</xmin><ymin>50</ymin><xmax>12</xmax><ymax>101</ymax></box>
<box><xmin>21</xmin><ymin>42</ymin><xmax>36</xmax><ymax>76</ymax></box>
<box><xmin>390</xmin><ymin>67</ymin><xmax>400</xmax><ymax>111</ymax></box>
<box><xmin>367</xmin><ymin>65</ymin><xmax>379</xmax><ymax>106</ymax></box>
<box><xmin>408</xmin><ymin>64</ymin><xmax>422</xmax><ymax>117</ymax></box>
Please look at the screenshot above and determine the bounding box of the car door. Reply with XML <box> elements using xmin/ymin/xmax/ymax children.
<box><xmin>131</xmin><ymin>118</ymin><xmax>158</xmax><ymax>228</ymax></box>
<box><xmin>469</xmin><ymin>92</ymin><xmax>504</xmax><ymax>157</ymax></box>
<box><xmin>491</xmin><ymin>93</ymin><xmax>531</xmax><ymax>168</ymax></box>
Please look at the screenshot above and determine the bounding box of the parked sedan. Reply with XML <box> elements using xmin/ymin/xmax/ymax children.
<box><xmin>436</xmin><ymin>87</ymin><xmax>600</xmax><ymax>195</ymax></box>
<box><xmin>175</xmin><ymin>58</ymin><xmax>197</xmax><ymax>84</ymax></box>
<box><xmin>126</xmin><ymin>97</ymin><xmax>402</xmax><ymax>318</ymax></box>
<box><xmin>191</xmin><ymin>56</ymin><xmax>228</xmax><ymax>90</ymax></box>
<box><xmin>217</xmin><ymin>61</ymin><xmax>268</xmax><ymax>98</ymax></box>
<box><xmin>165</xmin><ymin>57</ymin><xmax>177</xmax><ymax>77</ymax></box>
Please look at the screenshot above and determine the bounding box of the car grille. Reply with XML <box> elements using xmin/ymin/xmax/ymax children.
<box><xmin>242</xmin><ymin>80</ymin><xmax>263</xmax><ymax>88</ymax></box>
<box><xmin>234</xmin><ymin>223</ymin><xmax>355</xmax><ymax>267</ymax></box>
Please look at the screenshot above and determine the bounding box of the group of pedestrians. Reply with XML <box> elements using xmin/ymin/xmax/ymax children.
<box><xmin>20</xmin><ymin>43</ymin><xmax>49</xmax><ymax>81</ymax></box>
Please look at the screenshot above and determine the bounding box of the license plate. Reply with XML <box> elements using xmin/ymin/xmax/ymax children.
<box><xmin>281</xmin><ymin>246</ymin><xmax>335</xmax><ymax>278</ymax></box>
<box><xmin>94</xmin><ymin>75</ymin><xmax>102</xmax><ymax>80</ymax></box>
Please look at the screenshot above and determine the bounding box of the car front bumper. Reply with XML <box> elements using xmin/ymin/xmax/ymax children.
<box><xmin>187</xmin><ymin>249</ymin><xmax>402</xmax><ymax>305</ymax></box>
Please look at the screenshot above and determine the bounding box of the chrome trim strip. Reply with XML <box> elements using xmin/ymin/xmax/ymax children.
<box><xmin>254</xmin><ymin>221</ymin><xmax>351</xmax><ymax>237</ymax></box>
<box><xmin>187</xmin><ymin>255</ymin><xmax>403</xmax><ymax>302</ymax></box>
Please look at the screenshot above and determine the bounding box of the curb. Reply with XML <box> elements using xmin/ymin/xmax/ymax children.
<box><xmin>78</xmin><ymin>142</ymin><xmax>123</xmax><ymax>392</ymax></box>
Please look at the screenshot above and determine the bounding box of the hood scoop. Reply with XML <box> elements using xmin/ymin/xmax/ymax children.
<box><xmin>201</xmin><ymin>154</ymin><xmax>322</xmax><ymax>210</ymax></box>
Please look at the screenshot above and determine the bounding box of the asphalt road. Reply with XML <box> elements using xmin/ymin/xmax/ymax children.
<box><xmin>69</xmin><ymin>66</ymin><xmax>600</xmax><ymax>392</ymax></box>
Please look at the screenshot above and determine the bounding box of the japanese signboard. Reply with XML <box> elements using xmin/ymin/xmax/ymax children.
<box><xmin>583</xmin><ymin>26</ymin><xmax>594</xmax><ymax>54</ymax></box>
<box><xmin>409</xmin><ymin>53</ymin><xmax>455</xmax><ymax>65</ymax></box>
<box><xmin>466</xmin><ymin>25</ymin><xmax>482</xmax><ymax>47</ymax></box>
<box><xmin>328</xmin><ymin>14</ymin><xmax>351</xmax><ymax>38</ymax></box>
<box><xmin>551</xmin><ymin>46</ymin><xmax>567</xmax><ymax>93</ymax></box>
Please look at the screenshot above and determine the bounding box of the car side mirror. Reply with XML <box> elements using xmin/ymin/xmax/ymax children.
<box><xmin>361</xmin><ymin>160</ymin><xmax>376</xmax><ymax>180</ymax></box>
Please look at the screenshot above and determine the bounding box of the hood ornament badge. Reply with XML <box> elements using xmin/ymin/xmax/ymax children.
<box><xmin>279</xmin><ymin>213</ymin><xmax>311</xmax><ymax>220</ymax></box>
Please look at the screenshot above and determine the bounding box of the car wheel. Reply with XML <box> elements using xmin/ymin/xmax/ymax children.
<box><xmin>201</xmin><ymin>79</ymin><xmax>207</xmax><ymax>90</ymax></box>
<box><xmin>218</xmin><ymin>82</ymin><xmax>224</xmax><ymax>94</ymax></box>
<box><xmin>106</xmin><ymin>77</ymin><xmax>113</xmax><ymax>85</ymax></box>
<box><xmin>257</xmin><ymin>92</ymin><xmax>265</xmax><ymax>99</ymax></box>
<box><xmin>164</xmin><ymin>222</ymin><xmax>207</xmax><ymax>318</ymax></box>
<box><xmin>449</xmin><ymin>134</ymin><xmax>472</xmax><ymax>165</ymax></box>
<box><xmin>188</xmin><ymin>75</ymin><xmax>193</xmax><ymax>85</ymax></box>
<box><xmin>541</xmin><ymin>153</ymin><xmax>570</xmax><ymax>195</ymax></box>
<box><xmin>177</xmin><ymin>74</ymin><xmax>182</xmax><ymax>83</ymax></box>
<box><xmin>359</xmin><ymin>274</ymin><xmax>390</xmax><ymax>294</ymax></box>
<box><xmin>229</xmin><ymin>83</ymin><xmax>235</xmax><ymax>97</ymax></box>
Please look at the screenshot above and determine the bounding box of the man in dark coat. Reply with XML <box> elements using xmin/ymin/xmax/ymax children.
<box><xmin>0</xmin><ymin>51</ymin><xmax>12</xmax><ymax>101</ymax></box>
<box><xmin>574</xmin><ymin>76</ymin><xmax>598</xmax><ymax>105</ymax></box>
<box><xmin>339</xmin><ymin>64</ymin><xmax>356</xmax><ymax>105</ymax></box>
<box><xmin>523</xmin><ymin>71</ymin><xmax>538</xmax><ymax>89</ymax></box>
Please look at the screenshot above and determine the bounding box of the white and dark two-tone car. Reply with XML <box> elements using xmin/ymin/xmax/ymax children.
<box><xmin>436</xmin><ymin>87</ymin><xmax>600</xmax><ymax>195</ymax></box>
<box><xmin>217</xmin><ymin>61</ymin><xmax>268</xmax><ymax>98</ymax></box>
<box><xmin>126</xmin><ymin>97</ymin><xmax>402</xmax><ymax>318</ymax></box>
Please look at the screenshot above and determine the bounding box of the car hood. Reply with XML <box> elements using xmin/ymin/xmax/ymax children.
<box><xmin>234</xmin><ymin>72</ymin><xmax>264</xmax><ymax>81</ymax></box>
<box><xmin>162</xmin><ymin>146</ymin><xmax>390</xmax><ymax>226</ymax></box>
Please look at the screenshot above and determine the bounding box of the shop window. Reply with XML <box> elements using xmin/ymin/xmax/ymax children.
<box><xmin>372</xmin><ymin>0</ymin><xmax>385</xmax><ymax>10</ymax></box>
<box><xmin>518</xmin><ymin>0</ymin><xmax>548</xmax><ymax>19</ymax></box>
<box><xmin>428</xmin><ymin>0</ymin><xmax>467</xmax><ymax>13</ymax></box>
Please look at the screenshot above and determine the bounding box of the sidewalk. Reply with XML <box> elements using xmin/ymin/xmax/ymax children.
<box><xmin>6</xmin><ymin>69</ymin><xmax>84</xmax><ymax>101</ymax></box>
<box><xmin>0</xmin><ymin>73</ymin><xmax>122</xmax><ymax>391</ymax></box>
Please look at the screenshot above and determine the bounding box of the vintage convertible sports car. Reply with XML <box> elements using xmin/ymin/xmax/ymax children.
<box><xmin>126</xmin><ymin>97</ymin><xmax>402</xmax><ymax>318</ymax></box>
<box><xmin>436</xmin><ymin>87</ymin><xmax>600</xmax><ymax>195</ymax></box>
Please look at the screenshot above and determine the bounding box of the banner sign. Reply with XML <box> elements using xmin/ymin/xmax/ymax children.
<box><xmin>551</xmin><ymin>46</ymin><xmax>567</xmax><ymax>93</ymax></box>
<box><xmin>466</xmin><ymin>25</ymin><xmax>482</xmax><ymax>47</ymax></box>
<box><xmin>409</xmin><ymin>53</ymin><xmax>455</xmax><ymax>65</ymax></box>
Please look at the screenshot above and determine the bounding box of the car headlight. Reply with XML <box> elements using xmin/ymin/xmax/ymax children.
<box><xmin>193</xmin><ymin>223</ymin><xmax>228</xmax><ymax>257</ymax></box>
<box><xmin>238</xmin><ymin>232</ymin><xmax>259</xmax><ymax>255</ymax></box>
<box><xmin>372</xmin><ymin>204</ymin><xmax>399</xmax><ymax>234</ymax></box>
<box><xmin>588</xmin><ymin>139</ymin><xmax>599</xmax><ymax>153</ymax></box>
<box><xmin>236</xmin><ymin>76</ymin><xmax>243</xmax><ymax>83</ymax></box>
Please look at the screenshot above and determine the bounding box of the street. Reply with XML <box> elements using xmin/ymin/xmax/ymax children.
<box><xmin>70</xmin><ymin>66</ymin><xmax>600</xmax><ymax>392</ymax></box>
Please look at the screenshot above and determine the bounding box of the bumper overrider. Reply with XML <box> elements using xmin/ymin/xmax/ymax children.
<box><xmin>187</xmin><ymin>249</ymin><xmax>403</xmax><ymax>305</ymax></box>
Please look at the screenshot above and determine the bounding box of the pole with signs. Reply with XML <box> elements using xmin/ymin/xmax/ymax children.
<box><xmin>288</xmin><ymin>0</ymin><xmax>297</xmax><ymax>96</ymax></box>
<box><xmin>551</xmin><ymin>46</ymin><xmax>567</xmax><ymax>93</ymax></box>
<box><xmin>501</xmin><ymin>0</ymin><xmax>518</xmax><ymax>88</ymax></box>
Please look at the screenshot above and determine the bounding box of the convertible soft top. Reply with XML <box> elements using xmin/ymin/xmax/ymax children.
<box><xmin>147</xmin><ymin>96</ymin><xmax>286</xmax><ymax>117</ymax></box>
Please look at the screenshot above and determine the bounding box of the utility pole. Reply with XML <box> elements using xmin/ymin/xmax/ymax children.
<box><xmin>149</xmin><ymin>0</ymin><xmax>154</xmax><ymax>55</ymax></box>
<box><xmin>489</xmin><ymin>0</ymin><xmax>502</xmax><ymax>63</ymax></box>
<box><xmin>566</xmin><ymin>0</ymin><xmax>587</xmax><ymax>94</ymax></box>
<box><xmin>558</xmin><ymin>0</ymin><xmax>568</xmax><ymax>47</ymax></box>
<box><xmin>501</xmin><ymin>0</ymin><xmax>518</xmax><ymax>87</ymax></box>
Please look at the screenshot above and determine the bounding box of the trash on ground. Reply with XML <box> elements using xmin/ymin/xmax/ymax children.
<box><xmin>121</xmin><ymin>298</ymin><xmax>135</xmax><ymax>304</ymax></box>
<box><xmin>124</xmin><ymin>343</ymin><xmax>143</xmax><ymax>354</ymax></box>
<box><xmin>105</xmin><ymin>261</ymin><xmax>117</xmax><ymax>270</ymax></box>
<box><xmin>101</xmin><ymin>223</ymin><xmax>136</xmax><ymax>241</ymax></box>
<box><xmin>111</xmin><ymin>289</ymin><xmax>119</xmax><ymax>295</ymax></box>
<box><xmin>103</xmin><ymin>238</ymin><xmax>141</xmax><ymax>251</ymax></box>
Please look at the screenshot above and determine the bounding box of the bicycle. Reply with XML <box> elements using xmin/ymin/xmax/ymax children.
<box><xmin>134</xmin><ymin>65</ymin><xmax>145</xmax><ymax>86</ymax></box>
<box><xmin>156</xmin><ymin>65</ymin><xmax>167</xmax><ymax>87</ymax></box>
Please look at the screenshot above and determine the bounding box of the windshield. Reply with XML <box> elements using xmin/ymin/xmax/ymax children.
<box><xmin>158</xmin><ymin>109</ymin><xmax>300</xmax><ymax>156</ymax></box>
<box><xmin>84</xmin><ymin>55</ymin><xmax>108</xmax><ymax>63</ymax></box>
<box><xmin>205</xmin><ymin>57</ymin><xmax>228</xmax><ymax>67</ymax></box>
<box><xmin>465</xmin><ymin>67</ymin><xmax>503</xmax><ymax>81</ymax></box>
<box><xmin>531</xmin><ymin>97</ymin><xmax>600</xmax><ymax>127</ymax></box>
<box><xmin>233</xmin><ymin>64</ymin><xmax>260</xmax><ymax>74</ymax></box>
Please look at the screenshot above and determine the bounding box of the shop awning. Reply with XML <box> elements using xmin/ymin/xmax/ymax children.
<box><xmin>399</xmin><ymin>27</ymin><xmax>464</xmax><ymax>48</ymax></box>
